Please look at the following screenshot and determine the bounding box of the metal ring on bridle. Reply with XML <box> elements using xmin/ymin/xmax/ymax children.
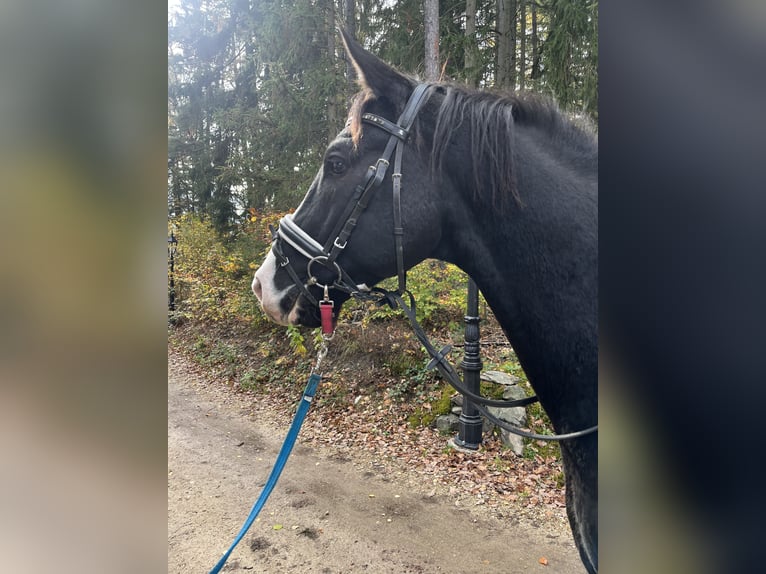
<box><xmin>306</xmin><ymin>256</ymin><xmax>342</xmax><ymax>289</ymax></box>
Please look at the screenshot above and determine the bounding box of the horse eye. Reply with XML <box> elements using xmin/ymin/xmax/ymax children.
<box><xmin>329</xmin><ymin>159</ymin><xmax>346</xmax><ymax>175</ymax></box>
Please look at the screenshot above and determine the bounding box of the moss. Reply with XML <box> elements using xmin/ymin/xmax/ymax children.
<box><xmin>433</xmin><ymin>385</ymin><xmax>454</xmax><ymax>414</ymax></box>
<box><xmin>407</xmin><ymin>384</ymin><xmax>453</xmax><ymax>428</ymax></box>
<box><xmin>479</xmin><ymin>381</ymin><xmax>507</xmax><ymax>400</ymax></box>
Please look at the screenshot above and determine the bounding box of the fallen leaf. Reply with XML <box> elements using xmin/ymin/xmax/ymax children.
<box><xmin>538</xmin><ymin>557</ymin><xmax>548</xmax><ymax>566</ymax></box>
<box><xmin>273</xmin><ymin>524</ymin><xmax>283</xmax><ymax>531</ymax></box>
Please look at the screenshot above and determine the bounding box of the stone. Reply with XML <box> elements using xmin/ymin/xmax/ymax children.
<box><xmin>487</xmin><ymin>404</ymin><xmax>527</xmax><ymax>429</ymax></box>
<box><xmin>486</xmin><ymin>404</ymin><xmax>528</xmax><ymax>456</ymax></box>
<box><xmin>480</xmin><ymin>370</ymin><xmax>521</xmax><ymax>387</ymax></box>
<box><xmin>502</xmin><ymin>385</ymin><xmax>527</xmax><ymax>401</ymax></box>
<box><xmin>499</xmin><ymin>429</ymin><xmax>525</xmax><ymax>456</ymax></box>
<box><xmin>434</xmin><ymin>414</ymin><xmax>460</xmax><ymax>433</ymax></box>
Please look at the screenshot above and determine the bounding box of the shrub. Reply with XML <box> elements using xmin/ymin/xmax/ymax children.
<box><xmin>169</xmin><ymin>211</ymin><xmax>282</xmax><ymax>325</ymax></box>
<box><xmin>170</xmin><ymin>212</ymin><xmax>475</xmax><ymax>335</ymax></box>
<box><xmin>358</xmin><ymin>259</ymin><xmax>470</xmax><ymax>330</ymax></box>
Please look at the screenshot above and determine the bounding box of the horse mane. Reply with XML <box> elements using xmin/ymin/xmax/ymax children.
<box><xmin>348</xmin><ymin>82</ymin><xmax>597</xmax><ymax>211</ymax></box>
<box><xmin>432</xmin><ymin>84</ymin><xmax>597</xmax><ymax>209</ymax></box>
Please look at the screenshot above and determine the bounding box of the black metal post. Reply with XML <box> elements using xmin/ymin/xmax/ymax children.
<box><xmin>454</xmin><ymin>277</ymin><xmax>483</xmax><ymax>449</ymax></box>
<box><xmin>168</xmin><ymin>231</ymin><xmax>177</xmax><ymax>311</ymax></box>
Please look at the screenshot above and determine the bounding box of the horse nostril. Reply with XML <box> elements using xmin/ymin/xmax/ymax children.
<box><xmin>252</xmin><ymin>277</ymin><xmax>263</xmax><ymax>301</ymax></box>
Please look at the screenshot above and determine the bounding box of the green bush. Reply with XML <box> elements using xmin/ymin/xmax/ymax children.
<box><xmin>361</xmin><ymin>259</ymin><xmax>469</xmax><ymax>329</ymax></box>
<box><xmin>170</xmin><ymin>212</ymin><xmax>472</xmax><ymax>334</ymax></box>
<box><xmin>169</xmin><ymin>214</ymin><xmax>486</xmax><ymax>342</ymax></box>
<box><xmin>170</xmin><ymin>212</ymin><xmax>280</xmax><ymax>325</ymax></box>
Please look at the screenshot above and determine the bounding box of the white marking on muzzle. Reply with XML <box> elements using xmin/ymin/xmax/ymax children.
<box><xmin>252</xmin><ymin>251</ymin><xmax>301</xmax><ymax>325</ymax></box>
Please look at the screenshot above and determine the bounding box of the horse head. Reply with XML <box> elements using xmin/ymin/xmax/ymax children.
<box><xmin>253</xmin><ymin>31</ymin><xmax>445</xmax><ymax>328</ymax></box>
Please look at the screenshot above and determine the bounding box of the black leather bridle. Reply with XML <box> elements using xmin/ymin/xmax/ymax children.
<box><xmin>270</xmin><ymin>83</ymin><xmax>432</xmax><ymax>313</ymax></box>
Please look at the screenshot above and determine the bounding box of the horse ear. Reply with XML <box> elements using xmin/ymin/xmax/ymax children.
<box><xmin>339</xmin><ymin>28</ymin><xmax>414</xmax><ymax>104</ymax></box>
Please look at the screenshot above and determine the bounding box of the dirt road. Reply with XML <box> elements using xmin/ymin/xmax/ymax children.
<box><xmin>168</xmin><ymin>352</ymin><xmax>583</xmax><ymax>573</ymax></box>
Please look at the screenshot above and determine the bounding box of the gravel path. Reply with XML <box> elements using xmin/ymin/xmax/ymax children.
<box><xmin>168</xmin><ymin>350</ymin><xmax>583</xmax><ymax>573</ymax></box>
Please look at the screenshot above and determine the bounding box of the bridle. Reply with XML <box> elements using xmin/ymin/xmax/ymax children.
<box><xmin>268</xmin><ymin>83</ymin><xmax>597</xmax><ymax>441</ymax></box>
<box><xmin>270</xmin><ymin>82</ymin><xmax>432</xmax><ymax>327</ymax></box>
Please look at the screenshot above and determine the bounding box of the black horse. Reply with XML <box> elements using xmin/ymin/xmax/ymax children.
<box><xmin>253</xmin><ymin>31</ymin><xmax>597</xmax><ymax>573</ymax></box>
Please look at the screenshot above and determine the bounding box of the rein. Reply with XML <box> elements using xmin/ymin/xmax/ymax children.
<box><xmin>379</xmin><ymin>289</ymin><xmax>598</xmax><ymax>441</ymax></box>
<box><xmin>270</xmin><ymin>82</ymin><xmax>597</xmax><ymax>440</ymax></box>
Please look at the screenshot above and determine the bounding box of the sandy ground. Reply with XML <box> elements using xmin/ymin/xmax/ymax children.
<box><xmin>168</xmin><ymin>351</ymin><xmax>583</xmax><ymax>573</ymax></box>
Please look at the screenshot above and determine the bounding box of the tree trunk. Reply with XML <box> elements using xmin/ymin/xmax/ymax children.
<box><xmin>344</xmin><ymin>0</ymin><xmax>356</xmax><ymax>87</ymax></box>
<box><xmin>518</xmin><ymin>0</ymin><xmax>526</xmax><ymax>90</ymax></box>
<box><xmin>465</xmin><ymin>0</ymin><xmax>478</xmax><ymax>87</ymax></box>
<box><xmin>424</xmin><ymin>0</ymin><xmax>439</xmax><ymax>81</ymax></box>
<box><xmin>496</xmin><ymin>0</ymin><xmax>511</xmax><ymax>87</ymax></box>
<box><xmin>530</xmin><ymin>0</ymin><xmax>540</xmax><ymax>81</ymax></box>
<box><xmin>326</xmin><ymin>0</ymin><xmax>338</xmax><ymax>142</ymax></box>
<box><xmin>509</xmin><ymin>0</ymin><xmax>516</xmax><ymax>88</ymax></box>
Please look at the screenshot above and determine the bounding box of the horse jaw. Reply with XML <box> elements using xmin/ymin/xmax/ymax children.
<box><xmin>252</xmin><ymin>251</ymin><xmax>302</xmax><ymax>325</ymax></box>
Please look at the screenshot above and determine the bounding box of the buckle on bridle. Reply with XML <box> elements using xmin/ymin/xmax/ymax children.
<box><xmin>333</xmin><ymin>237</ymin><xmax>347</xmax><ymax>250</ymax></box>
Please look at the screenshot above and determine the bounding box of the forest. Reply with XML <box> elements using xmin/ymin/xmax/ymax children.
<box><xmin>168</xmin><ymin>0</ymin><xmax>597</xmax><ymax>234</ymax></box>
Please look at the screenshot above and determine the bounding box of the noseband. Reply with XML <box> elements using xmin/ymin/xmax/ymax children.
<box><xmin>270</xmin><ymin>83</ymin><xmax>432</xmax><ymax>316</ymax></box>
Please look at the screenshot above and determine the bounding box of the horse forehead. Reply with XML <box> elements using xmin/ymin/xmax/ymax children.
<box><xmin>335</xmin><ymin>128</ymin><xmax>353</xmax><ymax>142</ymax></box>
<box><xmin>293</xmin><ymin>170</ymin><xmax>322</xmax><ymax>215</ymax></box>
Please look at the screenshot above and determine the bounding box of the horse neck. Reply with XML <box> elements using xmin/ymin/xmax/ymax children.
<box><xmin>434</xmin><ymin>126</ymin><xmax>598</xmax><ymax>429</ymax></box>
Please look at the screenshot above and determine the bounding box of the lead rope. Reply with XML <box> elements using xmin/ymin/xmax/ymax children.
<box><xmin>208</xmin><ymin>329</ymin><xmax>332</xmax><ymax>574</ymax></box>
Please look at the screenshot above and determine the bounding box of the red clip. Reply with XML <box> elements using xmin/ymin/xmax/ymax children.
<box><xmin>319</xmin><ymin>300</ymin><xmax>335</xmax><ymax>335</ymax></box>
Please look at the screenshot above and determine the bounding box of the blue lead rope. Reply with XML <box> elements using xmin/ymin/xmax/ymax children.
<box><xmin>208</xmin><ymin>372</ymin><xmax>322</xmax><ymax>574</ymax></box>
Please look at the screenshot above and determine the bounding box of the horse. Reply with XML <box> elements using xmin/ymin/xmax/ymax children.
<box><xmin>252</xmin><ymin>30</ymin><xmax>598</xmax><ymax>574</ymax></box>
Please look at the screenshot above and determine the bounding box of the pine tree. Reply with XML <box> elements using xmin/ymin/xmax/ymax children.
<box><xmin>167</xmin><ymin>0</ymin><xmax>598</xmax><ymax>231</ymax></box>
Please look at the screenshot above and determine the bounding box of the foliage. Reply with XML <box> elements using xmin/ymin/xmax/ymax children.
<box><xmin>170</xmin><ymin>210</ymin><xmax>279</xmax><ymax>325</ymax></box>
<box><xmin>385</xmin><ymin>356</ymin><xmax>440</xmax><ymax>402</ymax></box>
<box><xmin>168</xmin><ymin>0</ymin><xmax>598</xmax><ymax>233</ymax></box>
<box><xmin>541</xmin><ymin>0</ymin><xmax>598</xmax><ymax>119</ymax></box>
<box><xmin>362</xmin><ymin>259</ymin><xmax>468</xmax><ymax>329</ymax></box>
<box><xmin>168</xmin><ymin>0</ymin><xmax>349</xmax><ymax>232</ymax></box>
<box><xmin>171</xmin><ymin>210</ymin><xmax>473</xmax><ymax>336</ymax></box>
<box><xmin>407</xmin><ymin>383</ymin><xmax>453</xmax><ymax>428</ymax></box>
<box><xmin>286</xmin><ymin>324</ymin><xmax>309</xmax><ymax>356</ymax></box>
